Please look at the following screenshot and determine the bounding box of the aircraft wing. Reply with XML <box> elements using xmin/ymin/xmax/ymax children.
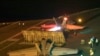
<box><xmin>66</xmin><ymin>24</ymin><xmax>85</xmax><ymax>30</ymax></box>
<box><xmin>41</xmin><ymin>24</ymin><xmax>56</xmax><ymax>29</ymax></box>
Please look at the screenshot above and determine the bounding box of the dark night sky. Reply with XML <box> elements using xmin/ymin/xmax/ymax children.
<box><xmin>0</xmin><ymin>0</ymin><xmax>100</xmax><ymax>21</ymax></box>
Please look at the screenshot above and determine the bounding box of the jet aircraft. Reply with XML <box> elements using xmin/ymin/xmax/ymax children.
<box><xmin>41</xmin><ymin>16</ymin><xmax>85</xmax><ymax>31</ymax></box>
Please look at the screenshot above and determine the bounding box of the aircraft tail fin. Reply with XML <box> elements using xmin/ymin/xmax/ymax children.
<box><xmin>53</xmin><ymin>17</ymin><xmax>58</xmax><ymax>26</ymax></box>
<box><xmin>61</xmin><ymin>17</ymin><xmax>68</xmax><ymax>27</ymax></box>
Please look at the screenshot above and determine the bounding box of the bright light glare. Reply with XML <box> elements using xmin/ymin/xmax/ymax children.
<box><xmin>78</xmin><ymin>18</ymin><xmax>82</xmax><ymax>23</ymax></box>
<box><xmin>48</xmin><ymin>26</ymin><xmax>61</xmax><ymax>31</ymax></box>
<box><xmin>64</xmin><ymin>17</ymin><xmax>68</xmax><ymax>21</ymax></box>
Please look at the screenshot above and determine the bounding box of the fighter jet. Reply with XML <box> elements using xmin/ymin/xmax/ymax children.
<box><xmin>41</xmin><ymin>16</ymin><xmax>85</xmax><ymax>31</ymax></box>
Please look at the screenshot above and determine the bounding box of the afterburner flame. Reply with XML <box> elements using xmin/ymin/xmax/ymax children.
<box><xmin>48</xmin><ymin>26</ymin><xmax>61</xmax><ymax>31</ymax></box>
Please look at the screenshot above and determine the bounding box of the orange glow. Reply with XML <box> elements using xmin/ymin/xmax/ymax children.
<box><xmin>66</xmin><ymin>24</ymin><xmax>84</xmax><ymax>30</ymax></box>
<box><xmin>41</xmin><ymin>24</ymin><xmax>56</xmax><ymax>29</ymax></box>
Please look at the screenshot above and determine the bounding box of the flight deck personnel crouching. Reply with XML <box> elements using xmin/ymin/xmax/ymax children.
<box><xmin>95</xmin><ymin>38</ymin><xmax>99</xmax><ymax>46</ymax></box>
<box><xmin>88</xmin><ymin>40</ymin><xmax>93</xmax><ymax>48</ymax></box>
<box><xmin>89</xmin><ymin>48</ymin><xmax>94</xmax><ymax>56</ymax></box>
<box><xmin>88</xmin><ymin>36</ymin><xmax>96</xmax><ymax>48</ymax></box>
